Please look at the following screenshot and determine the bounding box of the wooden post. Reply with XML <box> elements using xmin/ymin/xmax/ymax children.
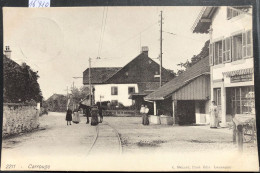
<box><xmin>153</xmin><ymin>101</ymin><xmax>157</xmax><ymax>115</ymax></box>
<box><xmin>233</xmin><ymin>120</ymin><xmax>237</xmax><ymax>144</ymax></box>
<box><xmin>221</xmin><ymin>84</ymin><xmax>226</xmax><ymax>127</ymax></box>
<box><xmin>237</xmin><ymin>125</ymin><xmax>243</xmax><ymax>152</ymax></box>
<box><xmin>159</xmin><ymin>11</ymin><xmax>163</xmax><ymax>87</ymax></box>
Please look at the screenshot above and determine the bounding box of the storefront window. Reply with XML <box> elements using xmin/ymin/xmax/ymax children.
<box><xmin>230</xmin><ymin>86</ymin><xmax>254</xmax><ymax>114</ymax></box>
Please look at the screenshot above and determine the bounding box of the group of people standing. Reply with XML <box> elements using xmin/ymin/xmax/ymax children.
<box><xmin>65</xmin><ymin>104</ymin><xmax>103</xmax><ymax>126</ymax></box>
<box><xmin>140</xmin><ymin>105</ymin><xmax>150</xmax><ymax>125</ymax></box>
<box><xmin>65</xmin><ymin>107</ymin><xmax>81</xmax><ymax>125</ymax></box>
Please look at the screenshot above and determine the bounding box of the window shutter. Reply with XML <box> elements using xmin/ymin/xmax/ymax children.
<box><xmin>214</xmin><ymin>43</ymin><xmax>218</xmax><ymax>65</ymax></box>
<box><xmin>246</xmin><ymin>30</ymin><xmax>252</xmax><ymax>57</ymax></box>
<box><xmin>226</xmin><ymin>37</ymin><xmax>231</xmax><ymax>62</ymax></box>
<box><xmin>232</xmin><ymin>36</ymin><xmax>235</xmax><ymax>61</ymax></box>
<box><xmin>222</xmin><ymin>39</ymin><xmax>226</xmax><ymax>62</ymax></box>
<box><xmin>242</xmin><ymin>32</ymin><xmax>247</xmax><ymax>58</ymax></box>
<box><xmin>209</xmin><ymin>43</ymin><xmax>214</xmax><ymax>65</ymax></box>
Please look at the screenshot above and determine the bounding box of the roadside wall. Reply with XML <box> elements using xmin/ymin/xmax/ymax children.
<box><xmin>2</xmin><ymin>104</ymin><xmax>39</xmax><ymax>137</ymax></box>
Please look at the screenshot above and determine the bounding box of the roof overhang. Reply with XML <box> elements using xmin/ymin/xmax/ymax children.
<box><xmin>144</xmin><ymin>97</ymin><xmax>165</xmax><ymax>101</ymax></box>
<box><xmin>192</xmin><ymin>7</ymin><xmax>218</xmax><ymax>33</ymax></box>
<box><xmin>129</xmin><ymin>93</ymin><xmax>147</xmax><ymax>99</ymax></box>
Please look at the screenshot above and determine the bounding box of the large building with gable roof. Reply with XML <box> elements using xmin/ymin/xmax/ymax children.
<box><xmin>83</xmin><ymin>47</ymin><xmax>175</xmax><ymax>107</ymax></box>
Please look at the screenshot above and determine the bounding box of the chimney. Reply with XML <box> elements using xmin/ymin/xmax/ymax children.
<box><xmin>141</xmin><ymin>46</ymin><xmax>149</xmax><ymax>56</ymax></box>
<box><xmin>4</xmin><ymin>46</ymin><xmax>11</xmax><ymax>59</ymax></box>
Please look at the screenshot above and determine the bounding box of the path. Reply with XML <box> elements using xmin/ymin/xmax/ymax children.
<box><xmin>1</xmin><ymin>112</ymin><xmax>123</xmax><ymax>171</ymax></box>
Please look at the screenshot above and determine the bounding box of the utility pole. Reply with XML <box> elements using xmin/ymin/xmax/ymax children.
<box><xmin>89</xmin><ymin>57</ymin><xmax>92</xmax><ymax>106</ymax></box>
<box><xmin>160</xmin><ymin>11</ymin><xmax>163</xmax><ymax>87</ymax></box>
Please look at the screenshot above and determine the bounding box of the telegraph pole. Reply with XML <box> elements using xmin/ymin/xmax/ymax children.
<box><xmin>160</xmin><ymin>11</ymin><xmax>163</xmax><ymax>87</ymax></box>
<box><xmin>88</xmin><ymin>57</ymin><xmax>92</xmax><ymax>106</ymax></box>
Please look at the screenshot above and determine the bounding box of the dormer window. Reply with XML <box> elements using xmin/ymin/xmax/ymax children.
<box><xmin>125</xmin><ymin>72</ymin><xmax>128</xmax><ymax>76</ymax></box>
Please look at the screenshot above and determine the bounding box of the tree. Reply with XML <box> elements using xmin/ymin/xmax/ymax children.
<box><xmin>71</xmin><ymin>86</ymin><xmax>90</xmax><ymax>105</ymax></box>
<box><xmin>176</xmin><ymin>40</ymin><xmax>209</xmax><ymax>75</ymax></box>
<box><xmin>3</xmin><ymin>56</ymin><xmax>43</xmax><ymax>103</ymax></box>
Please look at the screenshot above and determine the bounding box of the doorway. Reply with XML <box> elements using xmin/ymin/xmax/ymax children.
<box><xmin>177</xmin><ymin>100</ymin><xmax>195</xmax><ymax>125</ymax></box>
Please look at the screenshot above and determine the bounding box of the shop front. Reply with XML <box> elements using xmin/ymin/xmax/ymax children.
<box><xmin>212</xmin><ymin>68</ymin><xmax>255</xmax><ymax>126</ymax></box>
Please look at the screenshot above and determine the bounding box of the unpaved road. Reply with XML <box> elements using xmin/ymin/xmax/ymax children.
<box><xmin>1</xmin><ymin>114</ymin><xmax>258</xmax><ymax>171</ymax></box>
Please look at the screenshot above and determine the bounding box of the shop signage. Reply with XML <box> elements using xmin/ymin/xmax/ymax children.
<box><xmin>230</xmin><ymin>74</ymin><xmax>253</xmax><ymax>83</ymax></box>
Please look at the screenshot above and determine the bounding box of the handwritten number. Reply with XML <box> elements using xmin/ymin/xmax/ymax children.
<box><xmin>29</xmin><ymin>0</ymin><xmax>50</xmax><ymax>8</ymax></box>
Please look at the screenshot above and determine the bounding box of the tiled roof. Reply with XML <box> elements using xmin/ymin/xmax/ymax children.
<box><xmin>83</xmin><ymin>67</ymin><xmax>121</xmax><ymax>84</ymax></box>
<box><xmin>137</xmin><ymin>81</ymin><xmax>169</xmax><ymax>94</ymax></box>
<box><xmin>106</xmin><ymin>52</ymin><xmax>175</xmax><ymax>84</ymax></box>
<box><xmin>144</xmin><ymin>56</ymin><xmax>210</xmax><ymax>101</ymax></box>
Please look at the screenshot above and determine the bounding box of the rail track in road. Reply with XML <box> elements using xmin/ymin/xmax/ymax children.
<box><xmin>87</xmin><ymin>121</ymin><xmax>123</xmax><ymax>156</ymax></box>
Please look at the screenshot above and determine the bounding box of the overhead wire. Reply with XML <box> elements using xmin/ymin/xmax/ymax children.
<box><xmin>99</xmin><ymin>7</ymin><xmax>108</xmax><ymax>58</ymax></box>
<box><xmin>101</xmin><ymin>21</ymin><xmax>158</xmax><ymax>57</ymax></box>
<box><xmin>97</xmin><ymin>7</ymin><xmax>106</xmax><ymax>58</ymax></box>
<box><xmin>163</xmin><ymin>30</ymin><xmax>206</xmax><ymax>43</ymax></box>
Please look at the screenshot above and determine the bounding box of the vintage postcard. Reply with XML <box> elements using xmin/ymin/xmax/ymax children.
<box><xmin>1</xmin><ymin>5</ymin><xmax>259</xmax><ymax>171</ymax></box>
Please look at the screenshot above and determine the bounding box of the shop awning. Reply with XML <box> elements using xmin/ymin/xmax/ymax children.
<box><xmin>223</xmin><ymin>68</ymin><xmax>254</xmax><ymax>77</ymax></box>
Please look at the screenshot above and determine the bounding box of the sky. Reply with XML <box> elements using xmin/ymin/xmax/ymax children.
<box><xmin>3</xmin><ymin>6</ymin><xmax>209</xmax><ymax>99</ymax></box>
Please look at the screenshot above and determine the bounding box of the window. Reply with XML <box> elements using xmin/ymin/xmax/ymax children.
<box><xmin>227</xmin><ymin>7</ymin><xmax>249</xmax><ymax>19</ymax></box>
<box><xmin>214</xmin><ymin>88</ymin><xmax>221</xmax><ymax>106</ymax></box>
<box><xmin>214</xmin><ymin>41</ymin><xmax>223</xmax><ymax>65</ymax></box>
<box><xmin>231</xmin><ymin>86</ymin><xmax>254</xmax><ymax>114</ymax></box>
<box><xmin>111</xmin><ymin>86</ymin><xmax>118</xmax><ymax>95</ymax></box>
<box><xmin>128</xmin><ymin>87</ymin><xmax>135</xmax><ymax>94</ymax></box>
<box><xmin>223</xmin><ymin>37</ymin><xmax>231</xmax><ymax>62</ymax></box>
<box><xmin>209</xmin><ymin>30</ymin><xmax>252</xmax><ymax>65</ymax></box>
<box><xmin>232</xmin><ymin>34</ymin><xmax>243</xmax><ymax>61</ymax></box>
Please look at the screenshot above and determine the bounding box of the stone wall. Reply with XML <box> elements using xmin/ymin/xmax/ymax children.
<box><xmin>2</xmin><ymin>104</ymin><xmax>40</xmax><ymax>137</ymax></box>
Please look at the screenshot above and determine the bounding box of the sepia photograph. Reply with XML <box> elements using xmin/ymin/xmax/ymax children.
<box><xmin>1</xmin><ymin>4</ymin><xmax>259</xmax><ymax>171</ymax></box>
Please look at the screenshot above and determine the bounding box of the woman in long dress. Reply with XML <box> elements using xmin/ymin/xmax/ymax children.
<box><xmin>140</xmin><ymin>105</ymin><xmax>145</xmax><ymax>125</ymax></box>
<box><xmin>143</xmin><ymin>105</ymin><xmax>150</xmax><ymax>125</ymax></box>
<box><xmin>66</xmin><ymin>108</ymin><xmax>73</xmax><ymax>125</ymax></box>
<box><xmin>209</xmin><ymin>101</ymin><xmax>219</xmax><ymax>128</ymax></box>
<box><xmin>72</xmin><ymin>109</ymin><xmax>81</xmax><ymax>124</ymax></box>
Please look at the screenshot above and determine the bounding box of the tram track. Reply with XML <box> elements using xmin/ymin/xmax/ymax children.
<box><xmin>87</xmin><ymin>121</ymin><xmax>122</xmax><ymax>156</ymax></box>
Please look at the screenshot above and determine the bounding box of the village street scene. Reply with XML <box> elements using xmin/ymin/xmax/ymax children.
<box><xmin>2</xmin><ymin>6</ymin><xmax>259</xmax><ymax>171</ymax></box>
